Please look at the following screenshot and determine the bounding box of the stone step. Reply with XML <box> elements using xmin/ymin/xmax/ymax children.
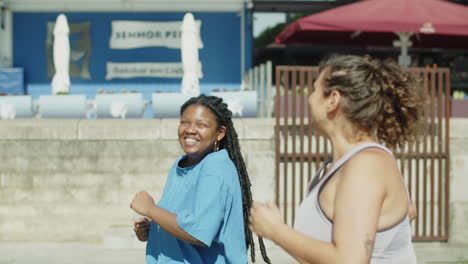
<box><xmin>414</xmin><ymin>243</ymin><xmax>468</xmax><ymax>264</ymax></box>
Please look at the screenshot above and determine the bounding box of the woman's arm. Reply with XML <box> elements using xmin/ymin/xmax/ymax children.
<box><xmin>331</xmin><ymin>151</ymin><xmax>387</xmax><ymax>263</ymax></box>
<box><xmin>130</xmin><ymin>191</ymin><xmax>204</xmax><ymax>246</ymax></box>
<box><xmin>250</xmin><ymin>201</ymin><xmax>340</xmax><ymax>264</ymax></box>
<box><xmin>250</xmin><ymin>150</ymin><xmax>387</xmax><ymax>264</ymax></box>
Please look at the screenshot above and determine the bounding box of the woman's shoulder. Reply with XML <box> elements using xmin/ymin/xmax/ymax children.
<box><xmin>343</xmin><ymin>146</ymin><xmax>398</xmax><ymax>182</ymax></box>
<box><xmin>354</xmin><ymin>146</ymin><xmax>394</xmax><ymax>164</ymax></box>
<box><xmin>200</xmin><ymin>150</ymin><xmax>238</xmax><ymax>178</ymax></box>
<box><xmin>203</xmin><ymin>149</ymin><xmax>234</xmax><ymax>166</ymax></box>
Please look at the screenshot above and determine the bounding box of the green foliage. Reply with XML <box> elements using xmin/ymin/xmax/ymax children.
<box><xmin>254</xmin><ymin>22</ymin><xmax>287</xmax><ymax>48</ymax></box>
<box><xmin>253</xmin><ymin>12</ymin><xmax>309</xmax><ymax>48</ymax></box>
<box><xmin>55</xmin><ymin>91</ymin><xmax>70</xmax><ymax>95</ymax></box>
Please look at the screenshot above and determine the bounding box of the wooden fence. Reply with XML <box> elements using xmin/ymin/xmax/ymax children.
<box><xmin>275</xmin><ymin>66</ymin><xmax>451</xmax><ymax>241</ymax></box>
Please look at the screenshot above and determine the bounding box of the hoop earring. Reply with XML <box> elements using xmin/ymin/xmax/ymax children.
<box><xmin>214</xmin><ymin>141</ymin><xmax>219</xmax><ymax>152</ymax></box>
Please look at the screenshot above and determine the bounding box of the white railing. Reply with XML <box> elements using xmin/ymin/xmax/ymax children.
<box><xmin>243</xmin><ymin>60</ymin><xmax>274</xmax><ymax>118</ymax></box>
<box><xmin>0</xmin><ymin>94</ymin><xmax>149</xmax><ymax>120</ymax></box>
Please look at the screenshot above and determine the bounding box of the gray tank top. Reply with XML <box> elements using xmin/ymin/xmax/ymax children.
<box><xmin>294</xmin><ymin>143</ymin><xmax>417</xmax><ymax>264</ymax></box>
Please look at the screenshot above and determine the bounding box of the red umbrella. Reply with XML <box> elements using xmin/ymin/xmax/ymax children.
<box><xmin>276</xmin><ymin>0</ymin><xmax>468</xmax><ymax>62</ymax></box>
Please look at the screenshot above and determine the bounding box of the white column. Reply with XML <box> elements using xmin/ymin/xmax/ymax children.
<box><xmin>0</xmin><ymin>6</ymin><xmax>13</xmax><ymax>68</ymax></box>
<box><xmin>240</xmin><ymin>3</ymin><xmax>245</xmax><ymax>81</ymax></box>
<box><xmin>394</xmin><ymin>32</ymin><xmax>414</xmax><ymax>67</ymax></box>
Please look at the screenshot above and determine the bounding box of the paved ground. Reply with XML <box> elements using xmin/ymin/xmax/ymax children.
<box><xmin>1</xmin><ymin>241</ymin><xmax>467</xmax><ymax>264</ymax></box>
<box><xmin>0</xmin><ymin>242</ymin><xmax>145</xmax><ymax>264</ymax></box>
<box><xmin>0</xmin><ymin>241</ymin><xmax>296</xmax><ymax>264</ymax></box>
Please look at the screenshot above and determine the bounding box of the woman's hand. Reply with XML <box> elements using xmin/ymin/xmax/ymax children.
<box><xmin>134</xmin><ymin>218</ymin><xmax>151</xmax><ymax>242</ymax></box>
<box><xmin>408</xmin><ymin>201</ymin><xmax>417</xmax><ymax>222</ymax></box>
<box><xmin>249</xmin><ymin>201</ymin><xmax>285</xmax><ymax>241</ymax></box>
<box><xmin>130</xmin><ymin>191</ymin><xmax>156</xmax><ymax>217</ymax></box>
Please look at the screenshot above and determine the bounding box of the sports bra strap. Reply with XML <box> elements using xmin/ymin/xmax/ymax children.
<box><xmin>308</xmin><ymin>143</ymin><xmax>394</xmax><ymax>192</ymax></box>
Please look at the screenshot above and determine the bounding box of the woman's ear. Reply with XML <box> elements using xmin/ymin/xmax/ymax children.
<box><xmin>217</xmin><ymin>126</ymin><xmax>227</xmax><ymax>141</ymax></box>
<box><xmin>327</xmin><ymin>90</ymin><xmax>341</xmax><ymax>113</ymax></box>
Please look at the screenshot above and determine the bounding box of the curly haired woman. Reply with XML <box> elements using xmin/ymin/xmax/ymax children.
<box><xmin>250</xmin><ymin>55</ymin><xmax>425</xmax><ymax>264</ymax></box>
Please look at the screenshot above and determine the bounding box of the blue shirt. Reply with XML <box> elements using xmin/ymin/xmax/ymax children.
<box><xmin>146</xmin><ymin>149</ymin><xmax>247</xmax><ymax>264</ymax></box>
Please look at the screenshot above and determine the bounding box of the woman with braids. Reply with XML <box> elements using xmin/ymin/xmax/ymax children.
<box><xmin>250</xmin><ymin>55</ymin><xmax>425</xmax><ymax>264</ymax></box>
<box><xmin>130</xmin><ymin>94</ymin><xmax>270</xmax><ymax>264</ymax></box>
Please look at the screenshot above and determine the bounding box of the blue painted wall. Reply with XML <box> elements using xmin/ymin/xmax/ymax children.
<box><xmin>13</xmin><ymin>12</ymin><xmax>252</xmax><ymax>94</ymax></box>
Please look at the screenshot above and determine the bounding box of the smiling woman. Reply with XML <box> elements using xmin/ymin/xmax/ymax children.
<box><xmin>130</xmin><ymin>94</ymin><xmax>270</xmax><ymax>264</ymax></box>
<box><xmin>177</xmin><ymin>103</ymin><xmax>226</xmax><ymax>167</ymax></box>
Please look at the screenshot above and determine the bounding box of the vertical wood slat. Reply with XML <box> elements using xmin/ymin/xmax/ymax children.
<box><xmin>416</xmin><ymin>71</ymin><xmax>423</xmax><ymax>237</ymax></box>
<box><xmin>275</xmin><ymin>66</ymin><xmax>450</xmax><ymax>241</ymax></box>
<box><xmin>307</xmin><ymin>70</ymin><xmax>314</xmax><ymax>183</ymax></box>
<box><xmin>299</xmin><ymin>70</ymin><xmax>305</xmax><ymax>201</ymax></box>
<box><xmin>415</xmin><ymin>121</ymin><xmax>420</xmax><ymax>237</ymax></box>
<box><xmin>275</xmin><ymin>67</ymin><xmax>281</xmax><ymax>207</ymax></box>
<box><xmin>437</xmin><ymin>71</ymin><xmax>443</xmax><ymax>237</ymax></box>
<box><xmin>283</xmin><ymin>69</ymin><xmax>289</xmax><ymax>223</ymax></box>
<box><xmin>430</xmin><ymin>69</ymin><xmax>436</xmax><ymax>238</ymax></box>
<box><xmin>444</xmin><ymin>69</ymin><xmax>451</xmax><ymax>238</ymax></box>
<box><xmin>423</xmin><ymin>70</ymin><xmax>429</xmax><ymax>237</ymax></box>
<box><xmin>291</xmin><ymin>69</ymin><xmax>297</xmax><ymax>223</ymax></box>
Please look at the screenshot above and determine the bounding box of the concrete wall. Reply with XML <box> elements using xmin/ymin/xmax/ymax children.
<box><xmin>448</xmin><ymin>118</ymin><xmax>468</xmax><ymax>245</ymax></box>
<box><xmin>415</xmin><ymin>118</ymin><xmax>468</xmax><ymax>263</ymax></box>
<box><xmin>0</xmin><ymin>119</ymin><xmax>274</xmax><ymax>243</ymax></box>
<box><xmin>0</xmin><ymin>118</ymin><xmax>466</xmax><ymax>261</ymax></box>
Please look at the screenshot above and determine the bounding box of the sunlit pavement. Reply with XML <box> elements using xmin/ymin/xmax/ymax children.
<box><xmin>0</xmin><ymin>242</ymin><xmax>145</xmax><ymax>264</ymax></box>
<box><xmin>0</xmin><ymin>242</ymin><xmax>296</xmax><ymax>264</ymax></box>
<box><xmin>2</xmin><ymin>241</ymin><xmax>468</xmax><ymax>263</ymax></box>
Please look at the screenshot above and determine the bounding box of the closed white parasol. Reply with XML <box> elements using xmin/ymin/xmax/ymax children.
<box><xmin>51</xmin><ymin>14</ymin><xmax>70</xmax><ymax>95</ymax></box>
<box><xmin>181</xmin><ymin>13</ymin><xmax>203</xmax><ymax>95</ymax></box>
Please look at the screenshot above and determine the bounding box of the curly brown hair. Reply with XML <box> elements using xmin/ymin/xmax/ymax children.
<box><xmin>319</xmin><ymin>55</ymin><xmax>426</xmax><ymax>150</ymax></box>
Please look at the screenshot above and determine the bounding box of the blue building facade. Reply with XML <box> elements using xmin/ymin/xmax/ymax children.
<box><xmin>9</xmin><ymin>5</ymin><xmax>252</xmax><ymax>97</ymax></box>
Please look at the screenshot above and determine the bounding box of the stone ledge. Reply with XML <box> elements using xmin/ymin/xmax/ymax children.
<box><xmin>0</xmin><ymin>118</ymin><xmax>465</xmax><ymax>140</ymax></box>
<box><xmin>0</xmin><ymin>118</ymin><xmax>279</xmax><ymax>140</ymax></box>
<box><xmin>78</xmin><ymin>119</ymin><xmax>161</xmax><ymax>140</ymax></box>
<box><xmin>0</xmin><ymin>119</ymin><xmax>79</xmax><ymax>139</ymax></box>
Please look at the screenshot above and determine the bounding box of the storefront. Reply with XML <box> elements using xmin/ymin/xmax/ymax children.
<box><xmin>0</xmin><ymin>0</ymin><xmax>253</xmax><ymax>96</ymax></box>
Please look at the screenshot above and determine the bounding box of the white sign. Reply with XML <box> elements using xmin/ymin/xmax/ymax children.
<box><xmin>110</xmin><ymin>20</ymin><xmax>203</xmax><ymax>49</ymax></box>
<box><xmin>106</xmin><ymin>62</ymin><xmax>203</xmax><ymax>79</ymax></box>
<box><xmin>106</xmin><ymin>62</ymin><xmax>185</xmax><ymax>79</ymax></box>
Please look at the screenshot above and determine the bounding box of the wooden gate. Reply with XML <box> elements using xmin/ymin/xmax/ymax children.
<box><xmin>275</xmin><ymin>66</ymin><xmax>451</xmax><ymax>241</ymax></box>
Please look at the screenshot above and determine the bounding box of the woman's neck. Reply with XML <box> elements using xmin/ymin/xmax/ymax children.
<box><xmin>329</xmin><ymin>136</ymin><xmax>376</xmax><ymax>163</ymax></box>
<box><xmin>326</xmin><ymin>121</ymin><xmax>376</xmax><ymax>162</ymax></box>
<box><xmin>179</xmin><ymin>156</ymin><xmax>201</xmax><ymax>168</ymax></box>
<box><xmin>179</xmin><ymin>150</ymin><xmax>214</xmax><ymax>168</ymax></box>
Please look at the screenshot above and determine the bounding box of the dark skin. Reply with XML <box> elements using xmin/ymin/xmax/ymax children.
<box><xmin>134</xmin><ymin>217</ymin><xmax>150</xmax><ymax>242</ymax></box>
<box><xmin>131</xmin><ymin>191</ymin><xmax>204</xmax><ymax>246</ymax></box>
<box><xmin>131</xmin><ymin>104</ymin><xmax>226</xmax><ymax>245</ymax></box>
